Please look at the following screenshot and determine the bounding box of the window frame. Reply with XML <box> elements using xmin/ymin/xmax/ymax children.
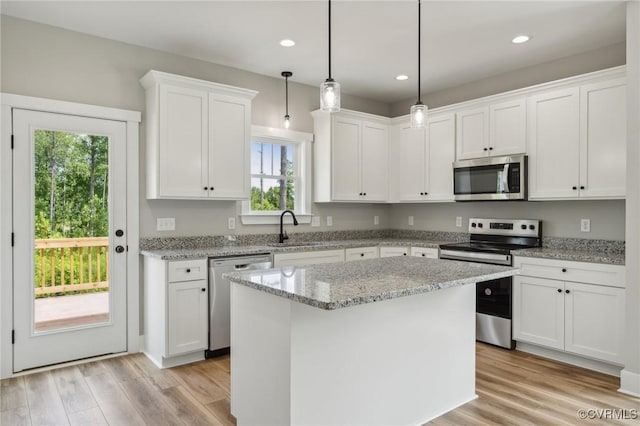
<box><xmin>240</xmin><ymin>125</ymin><xmax>313</xmax><ymax>225</ymax></box>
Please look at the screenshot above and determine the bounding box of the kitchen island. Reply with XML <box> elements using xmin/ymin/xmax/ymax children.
<box><xmin>225</xmin><ymin>257</ymin><xmax>518</xmax><ymax>426</ymax></box>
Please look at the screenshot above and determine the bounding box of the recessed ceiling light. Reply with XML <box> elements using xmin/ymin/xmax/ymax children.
<box><xmin>396</xmin><ymin>75</ymin><xmax>409</xmax><ymax>81</ymax></box>
<box><xmin>512</xmin><ymin>35</ymin><xmax>530</xmax><ymax>44</ymax></box>
<box><xmin>279</xmin><ymin>39</ymin><xmax>295</xmax><ymax>47</ymax></box>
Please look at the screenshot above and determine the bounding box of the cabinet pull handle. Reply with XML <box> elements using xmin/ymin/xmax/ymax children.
<box><xmin>420</xmin><ymin>192</ymin><xmax>424</xmax><ymax>195</ymax></box>
<box><xmin>572</xmin><ymin>186</ymin><xmax>577</xmax><ymax>190</ymax></box>
<box><xmin>557</xmin><ymin>289</ymin><xmax>562</xmax><ymax>293</ymax></box>
<box><xmin>186</xmin><ymin>268</ymin><xmax>191</xmax><ymax>273</ymax></box>
<box><xmin>203</xmin><ymin>187</ymin><xmax>208</xmax><ymax>190</ymax></box>
<box><xmin>489</xmin><ymin>147</ymin><xmax>493</xmax><ymax>150</ymax></box>
<box><xmin>565</xmin><ymin>289</ymin><xmax>571</xmax><ymax>294</ymax></box>
<box><xmin>483</xmin><ymin>147</ymin><xmax>488</xmax><ymax>151</ymax></box>
<box><xmin>562</xmin><ymin>268</ymin><xmax>567</xmax><ymax>272</ymax></box>
<box><xmin>201</xmin><ymin>288</ymin><xmax>206</xmax><ymax>292</ymax></box>
<box><xmin>580</xmin><ymin>186</ymin><xmax>585</xmax><ymax>190</ymax></box>
<box><xmin>421</xmin><ymin>253</ymin><xmax>426</xmax><ymax>257</ymax></box>
<box><xmin>403</xmin><ymin>253</ymin><xmax>407</xmax><ymax>256</ymax></box>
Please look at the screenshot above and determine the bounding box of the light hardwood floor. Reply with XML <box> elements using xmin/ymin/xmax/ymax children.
<box><xmin>1</xmin><ymin>343</ymin><xmax>638</xmax><ymax>425</ymax></box>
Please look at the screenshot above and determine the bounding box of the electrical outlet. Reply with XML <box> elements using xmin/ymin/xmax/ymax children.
<box><xmin>156</xmin><ymin>218</ymin><xmax>175</xmax><ymax>231</ymax></box>
<box><xmin>326</xmin><ymin>216</ymin><xmax>333</xmax><ymax>226</ymax></box>
<box><xmin>311</xmin><ymin>216</ymin><xmax>321</xmax><ymax>227</ymax></box>
<box><xmin>580</xmin><ymin>218</ymin><xmax>591</xmax><ymax>233</ymax></box>
<box><xmin>374</xmin><ymin>215</ymin><xmax>379</xmax><ymax>226</ymax></box>
<box><xmin>456</xmin><ymin>216</ymin><xmax>463</xmax><ymax>228</ymax></box>
<box><xmin>408</xmin><ymin>216</ymin><xmax>414</xmax><ymax>226</ymax></box>
<box><xmin>228</xmin><ymin>217</ymin><xmax>236</xmax><ymax>230</ymax></box>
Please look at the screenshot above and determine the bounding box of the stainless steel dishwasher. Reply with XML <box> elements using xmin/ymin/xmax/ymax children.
<box><xmin>206</xmin><ymin>253</ymin><xmax>272</xmax><ymax>358</ymax></box>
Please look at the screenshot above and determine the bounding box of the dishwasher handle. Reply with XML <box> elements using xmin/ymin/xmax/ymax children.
<box><xmin>234</xmin><ymin>264</ymin><xmax>250</xmax><ymax>271</ymax></box>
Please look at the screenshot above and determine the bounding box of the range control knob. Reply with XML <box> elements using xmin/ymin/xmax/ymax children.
<box><xmin>529</xmin><ymin>225</ymin><xmax>536</xmax><ymax>230</ymax></box>
<box><xmin>471</xmin><ymin>223</ymin><xmax>477</xmax><ymax>228</ymax></box>
<box><xmin>521</xmin><ymin>224</ymin><xmax>527</xmax><ymax>230</ymax></box>
<box><xmin>477</xmin><ymin>223</ymin><xmax>483</xmax><ymax>228</ymax></box>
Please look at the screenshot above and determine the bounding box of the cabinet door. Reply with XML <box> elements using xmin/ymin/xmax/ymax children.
<box><xmin>579</xmin><ymin>79</ymin><xmax>626</xmax><ymax>198</ymax></box>
<box><xmin>564</xmin><ymin>282</ymin><xmax>625</xmax><ymax>364</ymax></box>
<box><xmin>456</xmin><ymin>107</ymin><xmax>489</xmax><ymax>160</ymax></box>
<box><xmin>167</xmin><ymin>280</ymin><xmax>208</xmax><ymax>356</ymax></box>
<box><xmin>379</xmin><ymin>247</ymin><xmax>409</xmax><ymax>258</ymax></box>
<box><xmin>397</xmin><ymin>125</ymin><xmax>427</xmax><ymax>201</ymax></box>
<box><xmin>331</xmin><ymin>117</ymin><xmax>362</xmax><ymax>200</ymax></box>
<box><xmin>528</xmin><ymin>88</ymin><xmax>580</xmax><ymax>199</ymax></box>
<box><xmin>513</xmin><ymin>276</ymin><xmax>564</xmax><ymax>350</ymax></box>
<box><xmin>159</xmin><ymin>84</ymin><xmax>209</xmax><ymax>198</ymax></box>
<box><xmin>361</xmin><ymin>122</ymin><xmax>388</xmax><ymax>201</ymax></box>
<box><xmin>489</xmin><ymin>98</ymin><xmax>526</xmax><ymax>157</ymax></box>
<box><xmin>425</xmin><ymin>114</ymin><xmax>455</xmax><ymax>201</ymax></box>
<box><xmin>208</xmin><ymin>94</ymin><xmax>250</xmax><ymax>199</ymax></box>
<box><xmin>345</xmin><ymin>247</ymin><xmax>379</xmax><ymax>262</ymax></box>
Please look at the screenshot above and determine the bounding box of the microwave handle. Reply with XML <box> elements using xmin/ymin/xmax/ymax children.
<box><xmin>502</xmin><ymin>163</ymin><xmax>510</xmax><ymax>193</ymax></box>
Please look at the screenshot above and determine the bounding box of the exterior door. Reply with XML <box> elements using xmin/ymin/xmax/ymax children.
<box><xmin>12</xmin><ymin>109</ymin><xmax>127</xmax><ymax>372</ymax></box>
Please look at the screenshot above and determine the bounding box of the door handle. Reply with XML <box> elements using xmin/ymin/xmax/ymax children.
<box><xmin>115</xmin><ymin>229</ymin><xmax>124</xmax><ymax>237</ymax></box>
<box><xmin>115</xmin><ymin>245</ymin><xmax>125</xmax><ymax>253</ymax></box>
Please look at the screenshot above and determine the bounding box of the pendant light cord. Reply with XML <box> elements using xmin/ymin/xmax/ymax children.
<box><xmin>285</xmin><ymin>75</ymin><xmax>289</xmax><ymax>115</ymax></box>
<box><xmin>328</xmin><ymin>0</ymin><xmax>332</xmax><ymax>80</ymax></box>
<box><xmin>417</xmin><ymin>0</ymin><xmax>421</xmax><ymax>103</ymax></box>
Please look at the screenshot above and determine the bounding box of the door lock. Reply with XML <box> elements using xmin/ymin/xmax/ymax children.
<box><xmin>115</xmin><ymin>245</ymin><xmax>125</xmax><ymax>253</ymax></box>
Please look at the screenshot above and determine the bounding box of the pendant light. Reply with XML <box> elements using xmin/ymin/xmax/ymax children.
<box><xmin>320</xmin><ymin>0</ymin><xmax>340</xmax><ymax>112</ymax></box>
<box><xmin>282</xmin><ymin>71</ymin><xmax>292</xmax><ymax>129</ymax></box>
<box><xmin>410</xmin><ymin>0</ymin><xmax>427</xmax><ymax>128</ymax></box>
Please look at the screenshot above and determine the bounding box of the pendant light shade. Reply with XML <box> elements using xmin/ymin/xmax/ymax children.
<box><xmin>282</xmin><ymin>71</ymin><xmax>292</xmax><ymax>129</ymax></box>
<box><xmin>320</xmin><ymin>0</ymin><xmax>340</xmax><ymax>112</ymax></box>
<box><xmin>410</xmin><ymin>0</ymin><xmax>428</xmax><ymax>128</ymax></box>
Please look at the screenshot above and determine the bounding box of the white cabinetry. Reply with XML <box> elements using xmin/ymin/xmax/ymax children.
<box><xmin>312</xmin><ymin>110</ymin><xmax>389</xmax><ymax>202</ymax></box>
<box><xmin>395</xmin><ymin>114</ymin><xmax>455</xmax><ymax>202</ymax></box>
<box><xmin>528</xmin><ymin>77</ymin><xmax>626</xmax><ymax>200</ymax></box>
<box><xmin>273</xmin><ymin>250</ymin><xmax>345</xmax><ymax>267</ymax></box>
<box><xmin>513</xmin><ymin>256</ymin><xmax>625</xmax><ymax>365</ymax></box>
<box><xmin>143</xmin><ymin>257</ymin><xmax>208</xmax><ymax>368</ymax></box>
<box><xmin>345</xmin><ymin>247</ymin><xmax>379</xmax><ymax>261</ymax></box>
<box><xmin>456</xmin><ymin>98</ymin><xmax>526</xmax><ymax>160</ymax></box>
<box><xmin>410</xmin><ymin>247</ymin><xmax>438</xmax><ymax>259</ymax></box>
<box><xmin>141</xmin><ymin>70</ymin><xmax>257</xmax><ymax>200</ymax></box>
<box><xmin>379</xmin><ymin>247</ymin><xmax>409</xmax><ymax>257</ymax></box>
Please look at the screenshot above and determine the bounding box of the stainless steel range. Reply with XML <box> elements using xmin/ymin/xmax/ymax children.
<box><xmin>439</xmin><ymin>218</ymin><xmax>541</xmax><ymax>349</ymax></box>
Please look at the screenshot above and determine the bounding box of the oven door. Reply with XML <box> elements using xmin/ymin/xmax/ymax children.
<box><xmin>453</xmin><ymin>155</ymin><xmax>527</xmax><ymax>201</ymax></box>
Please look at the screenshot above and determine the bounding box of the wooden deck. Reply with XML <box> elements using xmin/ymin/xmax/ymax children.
<box><xmin>34</xmin><ymin>293</ymin><xmax>109</xmax><ymax>332</ymax></box>
<box><xmin>1</xmin><ymin>343</ymin><xmax>638</xmax><ymax>425</ymax></box>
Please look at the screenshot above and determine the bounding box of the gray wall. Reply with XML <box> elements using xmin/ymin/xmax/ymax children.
<box><xmin>1</xmin><ymin>16</ymin><xmax>626</xmax><ymax>241</ymax></box>
<box><xmin>0</xmin><ymin>15</ymin><xmax>392</xmax><ymax>238</ymax></box>
<box><xmin>390</xmin><ymin>200</ymin><xmax>625</xmax><ymax>240</ymax></box>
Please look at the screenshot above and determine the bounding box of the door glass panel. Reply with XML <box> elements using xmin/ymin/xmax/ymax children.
<box><xmin>33</xmin><ymin>130</ymin><xmax>110</xmax><ymax>332</ymax></box>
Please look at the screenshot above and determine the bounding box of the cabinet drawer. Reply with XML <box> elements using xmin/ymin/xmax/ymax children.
<box><xmin>410</xmin><ymin>247</ymin><xmax>438</xmax><ymax>259</ymax></box>
<box><xmin>273</xmin><ymin>250</ymin><xmax>345</xmax><ymax>267</ymax></box>
<box><xmin>345</xmin><ymin>247</ymin><xmax>379</xmax><ymax>262</ymax></box>
<box><xmin>379</xmin><ymin>247</ymin><xmax>409</xmax><ymax>258</ymax></box>
<box><xmin>514</xmin><ymin>256</ymin><xmax>624</xmax><ymax>288</ymax></box>
<box><xmin>168</xmin><ymin>259</ymin><xmax>207</xmax><ymax>282</ymax></box>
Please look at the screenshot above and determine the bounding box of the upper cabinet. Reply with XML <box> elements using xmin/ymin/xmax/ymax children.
<box><xmin>528</xmin><ymin>76</ymin><xmax>626</xmax><ymax>200</ymax></box>
<box><xmin>456</xmin><ymin>98</ymin><xmax>526</xmax><ymax>160</ymax></box>
<box><xmin>394</xmin><ymin>114</ymin><xmax>455</xmax><ymax>202</ymax></box>
<box><xmin>312</xmin><ymin>110</ymin><xmax>389</xmax><ymax>202</ymax></box>
<box><xmin>141</xmin><ymin>70</ymin><xmax>257</xmax><ymax>200</ymax></box>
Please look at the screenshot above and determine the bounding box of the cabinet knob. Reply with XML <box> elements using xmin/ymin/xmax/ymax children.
<box><xmin>186</xmin><ymin>268</ymin><xmax>191</xmax><ymax>273</ymax></box>
<box><xmin>562</xmin><ymin>268</ymin><xmax>567</xmax><ymax>272</ymax></box>
<box><xmin>572</xmin><ymin>186</ymin><xmax>577</xmax><ymax>190</ymax></box>
<box><xmin>403</xmin><ymin>253</ymin><xmax>407</xmax><ymax>256</ymax></box>
<box><xmin>420</xmin><ymin>192</ymin><xmax>424</xmax><ymax>195</ymax></box>
<box><xmin>204</xmin><ymin>187</ymin><xmax>209</xmax><ymax>190</ymax></box>
<box><xmin>557</xmin><ymin>288</ymin><xmax>562</xmax><ymax>293</ymax></box>
<box><xmin>565</xmin><ymin>289</ymin><xmax>571</xmax><ymax>294</ymax></box>
<box><xmin>360</xmin><ymin>253</ymin><xmax>365</xmax><ymax>257</ymax></box>
<box><xmin>201</xmin><ymin>288</ymin><xmax>206</xmax><ymax>292</ymax></box>
<box><xmin>363</xmin><ymin>193</ymin><xmax>366</xmax><ymax>196</ymax></box>
<box><xmin>483</xmin><ymin>147</ymin><xmax>488</xmax><ymax>151</ymax></box>
<box><xmin>489</xmin><ymin>147</ymin><xmax>493</xmax><ymax>150</ymax></box>
<box><xmin>359</xmin><ymin>192</ymin><xmax>363</xmax><ymax>196</ymax></box>
<box><xmin>424</xmin><ymin>192</ymin><xmax>428</xmax><ymax>195</ymax></box>
<box><xmin>421</xmin><ymin>253</ymin><xmax>426</xmax><ymax>257</ymax></box>
<box><xmin>580</xmin><ymin>186</ymin><xmax>585</xmax><ymax>190</ymax></box>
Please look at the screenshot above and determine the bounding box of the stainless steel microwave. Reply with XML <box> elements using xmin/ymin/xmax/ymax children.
<box><xmin>453</xmin><ymin>155</ymin><xmax>528</xmax><ymax>201</ymax></box>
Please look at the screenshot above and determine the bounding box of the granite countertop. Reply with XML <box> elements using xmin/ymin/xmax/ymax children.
<box><xmin>515</xmin><ymin>247</ymin><xmax>625</xmax><ymax>265</ymax></box>
<box><xmin>224</xmin><ymin>256</ymin><xmax>518</xmax><ymax>310</ymax></box>
<box><xmin>140</xmin><ymin>238</ymin><xmax>447</xmax><ymax>260</ymax></box>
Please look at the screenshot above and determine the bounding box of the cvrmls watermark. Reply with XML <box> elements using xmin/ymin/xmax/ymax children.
<box><xmin>577</xmin><ymin>408</ymin><xmax>638</xmax><ymax>420</ymax></box>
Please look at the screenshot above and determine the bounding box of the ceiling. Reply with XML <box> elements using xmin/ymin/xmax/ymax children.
<box><xmin>0</xmin><ymin>1</ymin><xmax>626</xmax><ymax>103</ymax></box>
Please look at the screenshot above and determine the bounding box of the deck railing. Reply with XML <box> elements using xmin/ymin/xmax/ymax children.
<box><xmin>34</xmin><ymin>237</ymin><xmax>109</xmax><ymax>297</ymax></box>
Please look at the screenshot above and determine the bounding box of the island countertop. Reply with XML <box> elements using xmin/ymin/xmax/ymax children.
<box><xmin>224</xmin><ymin>256</ymin><xmax>518</xmax><ymax>310</ymax></box>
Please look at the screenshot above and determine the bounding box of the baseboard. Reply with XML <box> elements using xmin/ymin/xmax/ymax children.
<box><xmin>516</xmin><ymin>342</ymin><xmax>623</xmax><ymax>377</ymax></box>
<box><xmin>619</xmin><ymin>369</ymin><xmax>640</xmax><ymax>397</ymax></box>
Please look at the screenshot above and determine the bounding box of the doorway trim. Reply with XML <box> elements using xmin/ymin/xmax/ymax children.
<box><xmin>0</xmin><ymin>93</ymin><xmax>141</xmax><ymax>378</ymax></box>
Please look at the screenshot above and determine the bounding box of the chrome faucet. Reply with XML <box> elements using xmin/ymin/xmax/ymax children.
<box><xmin>279</xmin><ymin>210</ymin><xmax>299</xmax><ymax>243</ymax></box>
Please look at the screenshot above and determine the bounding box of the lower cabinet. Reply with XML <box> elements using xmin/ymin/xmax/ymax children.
<box><xmin>513</xmin><ymin>257</ymin><xmax>625</xmax><ymax>365</ymax></box>
<box><xmin>143</xmin><ymin>257</ymin><xmax>209</xmax><ymax>368</ymax></box>
<box><xmin>410</xmin><ymin>247</ymin><xmax>438</xmax><ymax>259</ymax></box>
<box><xmin>379</xmin><ymin>247</ymin><xmax>409</xmax><ymax>258</ymax></box>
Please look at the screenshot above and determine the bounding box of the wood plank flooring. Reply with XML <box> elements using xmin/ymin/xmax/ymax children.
<box><xmin>1</xmin><ymin>344</ymin><xmax>638</xmax><ymax>425</ymax></box>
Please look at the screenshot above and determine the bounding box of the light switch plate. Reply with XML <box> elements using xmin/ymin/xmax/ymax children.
<box><xmin>228</xmin><ymin>217</ymin><xmax>236</xmax><ymax>230</ymax></box>
<box><xmin>156</xmin><ymin>218</ymin><xmax>175</xmax><ymax>231</ymax></box>
<box><xmin>311</xmin><ymin>216</ymin><xmax>321</xmax><ymax>227</ymax></box>
<box><xmin>456</xmin><ymin>216</ymin><xmax>463</xmax><ymax>227</ymax></box>
<box><xmin>580</xmin><ymin>218</ymin><xmax>591</xmax><ymax>233</ymax></box>
<box><xmin>326</xmin><ymin>216</ymin><xmax>333</xmax><ymax>227</ymax></box>
<box><xmin>408</xmin><ymin>216</ymin><xmax>414</xmax><ymax>226</ymax></box>
<box><xmin>374</xmin><ymin>215</ymin><xmax>379</xmax><ymax>226</ymax></box>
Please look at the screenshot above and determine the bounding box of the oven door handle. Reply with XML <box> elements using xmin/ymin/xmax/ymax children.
<box><xmin>440</xmin><ymin>249</ymin><xmax>511</xmax><ymax>263</ymax></box>
<box><xmin>502</xmin><ymin>163</ymin><xmax>510</xmax><ymax>194</ymax></box>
